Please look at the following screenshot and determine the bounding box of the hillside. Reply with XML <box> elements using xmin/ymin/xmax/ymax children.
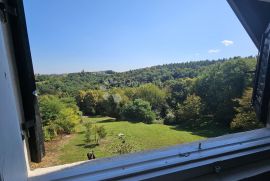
<box><xmin>35</xmin><ymin>57</ymin><xmax>247</xmax><ymax>96</ymax></box>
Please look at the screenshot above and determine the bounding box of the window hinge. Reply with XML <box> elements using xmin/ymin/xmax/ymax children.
<box><xmin>22</xmin><ymin>120</ymin><xmax>35</xmax><ymax>131</ymax></box>
<box><xmin>22</xmin><ymin>120</ymin><xmax>35</xmax><ymax>139</ymax></box>
<box><xmin>0</xmin><ymin>2</ymin><xmax>17</xmax><ymax>23</ymax></box>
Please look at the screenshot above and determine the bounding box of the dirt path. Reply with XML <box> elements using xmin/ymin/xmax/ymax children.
<box><xmin>30</xmin><ymin>134</ymin><xmax>73</xmax><ymax>169</ymax></box>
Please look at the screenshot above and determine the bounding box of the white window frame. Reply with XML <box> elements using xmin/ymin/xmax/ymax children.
<box><xmin>2</xmin><ymin>0</ymin><xmax>270</xmax><ymax>180</ymax></box>
<box><xmin>28</xmin><ymin>128</ymin><xmax>270</xmax><ymax>181</ymax></box>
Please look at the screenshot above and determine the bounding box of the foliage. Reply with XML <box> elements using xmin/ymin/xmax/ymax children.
<box><xmin>230</xmin><ymin>88</ymin><xmax>263</xmax><ymax>131</ymax></box>
<box><xmin>83</xmin><ymin>121</ymin><xmax>107</xmax><ymax>145</ymax></box>
<box><xmin>58</xmin><ymin>116</ymin><xmax>224</xmax><ymax>165</ymax></box>
<box><xmin>35</xmin><ymin>59</ymin><xmax>222</xmax><ymax>95</ymax></box>
<box><xmin>96</xmin><ymin>125</ymin><xmax>107</xmax><ymax>141</ymax></box>
<box><xmin>175</xmin><ymin>94</ymin><xmax>203</xmax><ymax>126</ymax></box>
<box><xmin>100</xmin><ymin>93</ymin><xmax>124</xmax><ymax>118</ymax></box>
<box><xmin>134</xmin><ymin>84</ymin><xmax>167</xmax><ymax>112</ymax></box>
<box><xmin>76</xmin><ymin>90</ymin><xmax>101</xmax><ymax>115</ymax></box>
<box><xmin>121</xmin><ymin>99</ymin><xmax>156</xmax><ymax>124</ymax></box>
<box><xmin>195</xmin><ymin>58</ymin><xmax>254</xmax><ymax>125</ymax></box>
<box><xmin>110</xmin><ymin>133</ymin><xmax>135</xmax><ymax>155</ymax></box>
<box><xmin>165</xmin><ymin>78</ymin><xmax>196</xmax><ymax>108</ymax></box>
<box><xmin>37</xmin><ymin>57</ymin><xmax>259</xmax><ymax>135</ymax></box>
<box><xmin>43</xmin><ymin>122</ymin><xmax>59</xmax><ymax>141</ymax></box>
<box><xmin>83</xmin><ymin>121</ymin><xmax>92</xmax><ymax>144</ymax></box>
<box><xmin>56</xmin><ymin>108</ymin><xmax>80</xmax><ymax>133</ymax></box>
<box><xmin>39</xmin><ymin>95</ymin><xmax>65</xmax><ymax>123</ymax></box>
<box><xmin>39</xmin><ymin>95</ymin><xmax>81</xmax><ymax>140</ymax></box>
<box><xmin>163</xmin><ymin>109</ymin><xmax>176</xmax><ymax>125</ymax></box>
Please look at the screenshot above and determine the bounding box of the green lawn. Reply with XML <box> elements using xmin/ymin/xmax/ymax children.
<box><xmin>59</xmin><ymin>116</ymin><xmax>228</xmax><ymax>164</ymax></box>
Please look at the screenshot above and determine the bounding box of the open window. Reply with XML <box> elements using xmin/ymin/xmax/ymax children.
<box><xmin>2</xmin><ymin>0</ymin><xmax>270</xmax><ymax>180</ymax></box>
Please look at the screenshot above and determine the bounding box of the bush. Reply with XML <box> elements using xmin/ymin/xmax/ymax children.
<box><xmin>163</xmin><ymin>110</ymin><xmax>176</xmax><ymax>125</ymax></box>
<box><xmin>230</xmin><ymin>112</ymin><xmax>262</xmax><ymax>131</ymax></box>
<box><xmin>39</xmin><ymin>95</ymin><xmax>81</xmax><ymax>140</ymax></box>
<box><xmin>230</xmin><ymin>88</ymin><xmax>263</xmax><ymax>131</ymax></box>
<box><xmin>120</xmin><ymin>99</ymin><xmax>156</xmax><ymax>124</ymax></box>
<box><xmin>83</xmin><ymin>121</ymin><xmax>92</xmax><ymax>144</ymax></box>
<box><xmin>56</xmin><ymin>108</ymin><xmax>80</xmax><ymax>134</ymax></box>
<box><xmin>96</xmin><ymin>125</ymin><xmax>107</xmax><ymax>139</ymax></box>
<box><xmin>43</xmin><ymin>122</ymin><xmax>59</xmax><ymax>141</ymax></box>
<box><xmin>110</xmin><ymin>133</ymin><xmax>135</xmax><ymax>155</ymax></box>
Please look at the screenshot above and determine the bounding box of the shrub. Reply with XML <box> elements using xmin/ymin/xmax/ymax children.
<box><xmin>93</xmin><ymin>124</ymin><xmax>107</xmax><ymax>144</ymax></box>
<box><xmin>39</xmin><ymin>95</ymin><xmax>81</xmax><ymax>140</ymax></box>
<box><xmin>120</xmin><ymin>99</ymin><xmax>156</xmax><ymax>124</ymax></box>
<box><xmin>96</xmin><ymin>125</ymin><xmax>107</xmax><ymax>140</ymax></box>
<box><xmin>56</xmin><ymin>108</ymin><xmax>80</xmax><ymax>134</ymax></box>
<box><xmin>230</xmin><ymin>88</ymin><xmax>263</xmax><ymax>131</ymax></box>
<box><xmin>43</xmin><ymin>122</ymin><xmax>59</xmax><ymax>141</ymax></box>
<box><xmin>110</xmin><ymin>133</ymin><xmax>135</xmax><ymax>154</ymax></box>
<box><xmin>163</xmin><ymin>110</ymin><xmax>176</xmax><ymax>125</ymax></box>
<box><xmin>230</xmin><ymin>112</ymin><xmax>262</xmax><ymax>131</ymax></box>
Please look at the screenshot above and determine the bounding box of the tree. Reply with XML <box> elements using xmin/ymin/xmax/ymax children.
<box><xmin>56</xmin><ymin>107</ymin><xmax>81</xmax><ymax>134</ymax></box>
<box><xmin>101</xmin><ymin>92</ymin><xmax>123</xmax><ymax>118</ymax></box>
<box><xmin>165</xmin><ymin>78</ymin><xmax>196</xmax><ymax>108</ymax></box>
<box><xmin>163</xmin><ymin>109</ymin><xmax>176</xmax><ymax>125</ymax></box>
<box><xmin>121</xmin><ymin>99</ymin><xmax>156</xmax><ymax>124</ymax></box>
<box><xmin>84</xmin><ymin>121</ymin><xmax>92</xmax><ymax>144</ymax></box>
<box><xmin>39</xmin><ymin>95</ymin><xmax>81</xmax><ymax>140</ymax></box>
<box><xmin>39</xmin><ymin>95</ymin><xmax>65</xmax><ymax>123</ymax></box>
<box><xmin>76</xmin><ymin>90</ymin><xmax>100</xmax><ymax>115</ymax></box>
<box><xmin>195</xmin><ymin>59</ymin><xmax>249</xmax><ymax>125</ymax></box>
<box><xmin>94</xmin><ymin>125</ymin><xmax>107</xmax><ymax>144</ymax></box>
<box><xmin>230</xmin><ymin>88</ymin><xmax>263</xmax><ymax>131</ymax></box>
<box><xmin>175</xmin><ymin>94</ymin><xmax>203</xmax><ymax>126</ymax></box>
<box><xmin>134</xmin><ymin>84</ymin><xmax>166</xmax><ymax>114</ymax></box>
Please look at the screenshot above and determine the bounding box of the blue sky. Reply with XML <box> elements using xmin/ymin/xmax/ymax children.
<box><xmin>23</xmin><ymin>0</ymin><xmax>258</xmax><ymax>74</ymax></box>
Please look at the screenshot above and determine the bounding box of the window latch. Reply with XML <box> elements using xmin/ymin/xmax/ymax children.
<box><xmin>0</xmin><ymin>2</ymin><xmax>17</xmax><ymax>23</ymax></box>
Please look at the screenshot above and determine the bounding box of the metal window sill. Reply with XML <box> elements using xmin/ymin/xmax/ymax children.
<box><xmin>28</xmin><ymin>128</ymin><xmax>270</xmax><ymax>181</ymax></box>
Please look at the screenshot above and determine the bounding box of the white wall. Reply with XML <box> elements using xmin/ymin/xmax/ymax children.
<box><xmin>0</xmin><ymin>7</ymin><xmax>28</xmax><ymax>181</ymax></box>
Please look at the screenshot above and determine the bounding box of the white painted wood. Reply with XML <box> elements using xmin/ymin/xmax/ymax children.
<box><xmin>0</xmin><ymin>6</ymin><xmax>28</xmax><ymax>181</ymax></box>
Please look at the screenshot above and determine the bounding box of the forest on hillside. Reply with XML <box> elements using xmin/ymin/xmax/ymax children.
<box><xmin>36</xmin><ymin>56</ymin><xmax>263</xmax><ymax>141</ymax></box>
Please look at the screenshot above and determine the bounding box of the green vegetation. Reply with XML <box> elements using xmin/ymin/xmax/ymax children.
<box><xmin>58</xmin><ymin>117</ymin><xmax>210</xmax><ymax>164</ymax></box>
<box><xmin>39</xmin><ymin>95</ymin><xmax>81</xmax><ymax>141</ymax></box>
<box><xmin>230</xmin><ymin>88</ymin><xmax>263</xmax><ymax>131</ymax></box>
<box><xmin>35</xmin><ymin>56</ymin><xmax>263</xmax><ymax>166</ymax></box>
<box><xmin>175</xmin><ymin>94</ymin><xmax>203</xmax><ymax>126</ymax></box>
<box><xmin>121</xmin><ymin>99</ymin><xmax>156</xmax><ymax>124</ymax></box>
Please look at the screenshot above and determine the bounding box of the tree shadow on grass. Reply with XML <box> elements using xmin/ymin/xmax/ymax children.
<box><xmin>170</xmin><ymin>123</ymin><xmax>230</xmax><ymax>138</ymax></box>
<box><xmin>76</xmin><ymin>143</ymin><xmax>99</xmax><ymax>149</ymax></box>
<box><xmin>98</xmin><ymin>118</ymin><xmax>117</xmax><ymax>123</ymax></box>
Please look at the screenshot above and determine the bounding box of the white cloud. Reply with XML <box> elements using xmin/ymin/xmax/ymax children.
<box><xmin>221</xmin><ymin>40</ymin><xmax>234</xmax><ymax>46</ymax></box>
<box><xmin>208</xmin><ymin>49</ymin><xmax>220</xmax><ymax>54</ymax></box>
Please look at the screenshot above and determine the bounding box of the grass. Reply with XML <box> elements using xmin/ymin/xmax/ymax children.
<box><xmin>57</xmin><ymin>116</ymin><xmax>228</xmax><ymax>165</ymax></box>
